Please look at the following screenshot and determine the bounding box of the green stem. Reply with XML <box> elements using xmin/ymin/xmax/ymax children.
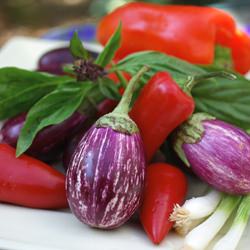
<box><xmin>184</xmin><ymin>71</ymin><xmax>236</xmax><ymax>94</ymax></box>
<box><xmin>217</xmin><ymin>194</ymin><xmax>242</xmax><ymax>214</ymax></box>
<box><xmin>233</xmin><ymin>195</ymin><xmax>250</xmax><ymax>225</ymax></box>
<box><xmin>112</xmin><ymin>66</ymin><xmax>149</xmax><ymax>115</ymax></box>
<box><xmin>111</xmin><ymin>62</ymin><xmax>128</xmax><ymax>89</ymax></box>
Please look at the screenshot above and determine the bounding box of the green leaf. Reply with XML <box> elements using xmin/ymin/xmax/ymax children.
<box><xmin>16</xmin><ymin>82</ymin><xmax>93</xmax><ymax>156</ymax></box>
<box><xmin>70</xmin><ymin>31</ymin><xmax>89</xmax><ymax>59</ymax></box>
<box><xmin>113</xmin><ymin>51</ymin><xmax>250</xmax><ymax>129</ymax></box>
<box><xmin>113</xmin><ymin>51</ymin><xmax>204</xmax><ymax>87</ymax></box>
<box><xmin>193</xmin><ymin>71</ymin><xmax>250</xmax><ymax>130</ymax></box>
<box><xmin>95</xmin><ymin>22</ymin><xmax>122</xmax><ymax>67</ymax></box>
<box><xmin>62</xmin><ymin>64</ymin><xmax>75</xmax><ymax>75</ymax></box>
<box><xmin>98</xmin><ymin>77</ymin><xmax>121</xmax><ymax>100</ymax></box>
<box><xmin>212</xmin><ymin>45</ymin><xmax>233</xmax><ymax>70</ymax></box>
<box><xmin>0</xmin><ymin>67</ymin><xmax>72</xmax><ymax>120</ymax></box>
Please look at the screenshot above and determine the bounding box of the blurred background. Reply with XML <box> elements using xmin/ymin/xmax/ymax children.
<box><xmin>0</xmin><ymin>0</ymin><xmax>250</xmax><ymax>46</ymax></box>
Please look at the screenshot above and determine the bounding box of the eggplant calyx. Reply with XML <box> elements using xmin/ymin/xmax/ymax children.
<box><xmin>173</xmin><ymin>112</ymin><xmax>215</xmax><ymax>167</ymax></box>
<box><xmin>96</xmin><ymin>113</ymin><xmax>138</xmax><ymax>134</ymax></box>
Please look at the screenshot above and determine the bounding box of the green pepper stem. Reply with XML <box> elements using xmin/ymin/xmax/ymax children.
<box><xmin>184</xmin><ymin>71</ymin><xmax>236</xmax><ymax>94</ymax></box>
<box><xmin>112</xmin><ymin>65</ymin><xmax>149</xmax><ymax>115</ymax></box>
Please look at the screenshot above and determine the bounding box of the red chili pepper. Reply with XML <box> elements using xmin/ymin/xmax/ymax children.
<box><xmin>140</xmin><ymin>163</ymin><xmax>187</xmax><ymax>244</ymax></box>
<box><xmin>97</xmin><ymin>2</ymin><xmax>250</xmax><ymax>74</ymax></box>
<box><xmin>0</xmin><ymin>144</ymin><xmax>68</xmax><ymax>209</ymax></box>
<box><xmin>130</xmin><ymin>72</ymin><xmax>194</xmax><ymax>162</ymax></box>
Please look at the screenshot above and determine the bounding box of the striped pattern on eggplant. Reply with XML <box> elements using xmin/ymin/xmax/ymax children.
<box><xmin>183</xmin><ymin>119</ymin><xmax>250</xmax><ymax>194</ymax></box>
<box><xmin>66</xmin><ymin>125</ymin><xmax>146</xmax><ymax>229</ymax></box>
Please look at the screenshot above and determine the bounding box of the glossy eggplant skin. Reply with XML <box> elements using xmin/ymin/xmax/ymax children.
<box><xmin>63</xmin><ymin>132</ymin><xmax>83</xmax><ymax>170</ymax></box>
<box><xmin>38</xmin><ymin>48</ymin><xmax>74</xmax><ymax>75</ymax></box>
<box><xmin>37</xmin><ymin>47</ymin><xmax>98</xmax><ymax>75</ymax></box>
<box><xmin>182</xmin><ymin>119</ymin><xmax>250</xmax><ymax>194</ymax></box>
<box><xmin>63</xmin><ymin>99</ymin><xmax>118</xmax><ymax>170</ymax></box>
<box><xmin>0</xmin><ymin>112</ymin><xmax>88</xmax><ymax>162</ymax></box>
<box><xmin>66</xmin><ymin>125</ymin><xmax>146</xmax><ymax>229</ymax></box>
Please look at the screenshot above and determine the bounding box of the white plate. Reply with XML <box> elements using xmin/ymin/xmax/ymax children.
<box><xmin>0</xmin><ymin>37</ymin><xmax>249</xmax><ymax>250</ymax></box>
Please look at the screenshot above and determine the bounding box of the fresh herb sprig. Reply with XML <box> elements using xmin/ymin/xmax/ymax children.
<box><xmin>16</xmin><ymin>25</ymin><xmax>122</xmax><ymax>156</ymax></box>
<box><xmin>0</xmin><ymin>24</ymin><xmax>249</xmax><ymax>156</ymax></box>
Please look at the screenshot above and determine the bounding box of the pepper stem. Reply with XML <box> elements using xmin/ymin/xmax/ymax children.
<box><xmin>112</xmin><ymin>65</ymin><xmax>149</xmax><ymax>115</ymax></box>
<box><xmin>184</xmin><ymin>71</ymin><xmax>236</xmax><ymax>94</ymax></box>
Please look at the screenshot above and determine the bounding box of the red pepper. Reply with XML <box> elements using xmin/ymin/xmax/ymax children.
<box><xmin>0</xmin><ymin>144</ymin><xmax>68</xmax><ymax>209</ymax></box>
<box><xmin>220</xmin><ymin>29</ymin><xmax>250</xmax><ymax>74</ymax></box>
<box><xmin>130</xmin><ymin>72</ymin><xmax>194</xmax><ymax>162</ymax></box>
<box><xmin>140</xmin><ymin>163</ymin><xmax>187</xmax><ymax>244</ymax></box>
<box><xmin>97</xmin><ymin>3</ymin><xmax>250</xmax><ymax>74</ymax></box>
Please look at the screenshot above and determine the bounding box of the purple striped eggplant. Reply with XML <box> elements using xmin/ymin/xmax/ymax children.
<box><xmin>173</xmin><ymin>113</ymin><xmax>250</xmax><ymax>194</ymax></box>
<box><xmin>66</xmin><ymin>66</ymin><xmax>148</xmax><ymax>229</ymax></box>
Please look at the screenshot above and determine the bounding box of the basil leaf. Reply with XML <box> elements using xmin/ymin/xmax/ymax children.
<box><xmin>98</xmin><ymin>77</ymin><xmax>121</xmax><ymax>100</ymax></box>
<box><xmin>63</xmin><ymin>64</ymin><xmax>75</xmax><ymax>75</ymax></box>
<box><xmin>193</xmin><ymin>72</ymin><xmax>250</xmax><ymax>130</ymax></box>
<box><xmin>113</xmin><ymin>51</ymin><xmax>204</xmax><ymax>87</ymax></box>
<box><xmin>70</xmin><ymin>31</ymin><xmax>89</xmax><ymax>59</ymax></box>
<box><xmin>114</xmin><ymin>51</ymin><xmax>250</xmax><ymax>129</ymax></box>
<box><xmin>95</xmin><ymin>22</ymin><xmax>122</xmax><ymax>67</ymax></box>
<box><xmin>0</xmin><ymin>67</ymin><xmax>72</xmax><ymax>119</ymax></box>
<box><xmin>16</xmin><ymin>82</ymin><xmax>93</xmax><ymax>156</ymax></box>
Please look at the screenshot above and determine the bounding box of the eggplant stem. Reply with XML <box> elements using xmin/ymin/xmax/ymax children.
<box><xmin>112</xmin><ymin>65</ymin><xmax>149</xmax><ymax>115</ymax></box>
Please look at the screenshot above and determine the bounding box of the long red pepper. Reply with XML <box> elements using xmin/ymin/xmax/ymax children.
<box><xmin>130</xmin><ymin>72</ymin><xmax>194</xmax><ymax>162</ymax></box>
<box><xmin>0</xmin><ymin>144</ymin><xmax>68</xmax><ymax>209</ymax></box>
<box><xmin>140</xmin><ymin>163</ymin><xmax>187</xmax><ymax>244</ymax></box>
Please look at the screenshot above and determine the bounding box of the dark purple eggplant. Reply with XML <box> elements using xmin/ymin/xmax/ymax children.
<box><xmin>66</xmin><ymin>66</ymin><xmax>148</xmax><ymax>229</ymax></box>
<box><xmin>0</xmin><ymin>112</ymin><xmax>90</xmax><ymax>162</ymax></box>
<box><xmin>173</xmin><ymin>113</ymin><xmax>250</xmax><ymax>194</ymax></box>
<box><xmin>37</xmin><ymin>47</ymin><xmax>98</xmax><ymax>75</ymax></box>
<box><xmin>63</xmin><ymin>131</ymin><xmax>83</xmax><ymax>171</ymax></box>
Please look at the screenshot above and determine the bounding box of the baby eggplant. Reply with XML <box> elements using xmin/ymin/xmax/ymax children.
<box><xmin>0</xmin><ymin>112</ymin><xmax>89</xmax><ymax>162</ymax></box>
<box><xmin>173</xmin><ymin>113</ymin><xmax>250</xmax><ymax>194</ymax></box>
<box><xmin>66</xmin><ymin>67</ymin><xmax>148</xmax><ymax>229</ymax></box>
<box><xmin>37</xmin><ymin>47</ymin><xmax>98</xmax><ymax>75</ymax></box>
<box><xmin>63</xmin><ymin>99</ymin><xmax>118</xmax><ymax>170</ymax></box>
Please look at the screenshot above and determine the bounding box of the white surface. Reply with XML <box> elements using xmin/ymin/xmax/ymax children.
<box><xmin>0</xmin><ymin>37</ymin><xmax>249</xmax><ymax>250</ymax></box>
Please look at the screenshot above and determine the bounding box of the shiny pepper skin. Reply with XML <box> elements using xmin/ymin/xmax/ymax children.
<box><xmin>0</xmin><ymin>144</ymin><xmax>68</xmax><ymax>209</ymax></box>
<box><xmin>130</xmin><ymin>72</ymin><xmax>195</xmax><ymax>162</ymax></box>
<box><xmin>97</xmin><ymin>2</ymin><xmax>250</xmax><ymax>74</ymax></box>
<box><xmin>140</xmin><ymin>163</ymin><xmax>187</xmax><ymax>244</ymax></box>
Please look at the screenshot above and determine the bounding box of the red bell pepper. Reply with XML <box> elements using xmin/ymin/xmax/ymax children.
<box><xmin>0</xmin><ymin>144</ymin><xmax>68</xmax><ymax>209</ymax></box>
<box><xmin>130</xmin><ymin>72</ymin><xmax>194</xmax><ymax>162</ymax></box>
<box><xmin>221</xmin><ymin>29</ymin><xmax>250</xmax><ymax>74</ymax></box>
<box><xmin>140</xmin><ymin>163</ymin><xmax>187</xmax><ymax>244</ymax></box>
<box><xmin>97</xmin><ymin>2</ymin><xmax>250</xmax><ymax>74</ymax></box>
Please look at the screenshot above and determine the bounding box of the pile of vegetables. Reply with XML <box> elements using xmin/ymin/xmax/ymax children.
<box><xmin>0</xmin><ymin>2</ymin><xmax>250</xmax><ymax>249</ymax></box>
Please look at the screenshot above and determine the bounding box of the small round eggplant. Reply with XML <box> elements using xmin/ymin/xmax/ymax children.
<box><xmin>37</xmin><ymin>47</ymin><xmax>98</xmax><ymax>75</ymax></box>
<box><xmin>66</xmin><ymin>67</ymin><xmax>148</xmax><ymax>229</ymax></box>
<box><xmin>173</xmin><ymin>113</ymin><xmax>250</xmax><ymax>194</ymax></box>
<box><xmin>0</xmin><ymin>112</ymin><xmax>89</xmax><ymax>162</ymax></box>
